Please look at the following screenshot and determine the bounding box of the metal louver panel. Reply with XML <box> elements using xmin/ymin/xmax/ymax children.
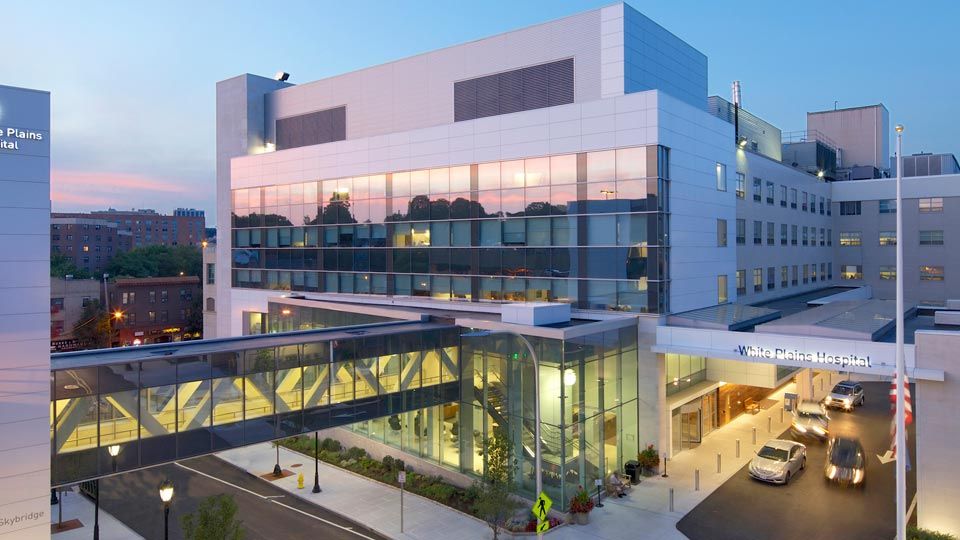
<box><xmin>453</xmin><ymin>58</ymin><xmax>574</xmax><ymax>122</ymax></box>
<box><xmin>276</xmin><ymin>106</ymin><xmax>346</xmax><ymax>150</ymax></box>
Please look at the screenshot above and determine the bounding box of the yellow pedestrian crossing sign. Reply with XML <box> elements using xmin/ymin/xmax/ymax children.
<box><xmin>532</xmin><ymin>491</ymin><xmax>552</xmax><ymax>521</ymax></box>
<box><xmin>537</xmin><ymin>520</ymin><xmax>550</xmax><ymax>533</ymax></box>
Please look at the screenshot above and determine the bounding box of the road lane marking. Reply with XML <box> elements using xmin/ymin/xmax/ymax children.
<box><xmin>175</xmin><ymin>462</ymin><xmax>378</xmax><ymax>540</ymax></box>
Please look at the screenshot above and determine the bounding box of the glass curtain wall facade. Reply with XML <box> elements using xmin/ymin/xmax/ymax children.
<box><xmin>231</xmin><ymin>146</ymin><xmax>669</xmax><ymax>313</ymax></box>
<box><xmin>346</xmin><ymin>325</ymin><xmax>639</xmax><ymax>505</ymax></box>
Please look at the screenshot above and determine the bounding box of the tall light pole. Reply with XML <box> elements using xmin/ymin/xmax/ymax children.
<box><xmin>312</xmin><ymin>432</ymin><xmax>322</xmax><ymax>493</ymax></box>
<box><xmin>462</xmin><ymin>330</ymin><xmax>542</xmax><ymax>539</ymax></box>
<box><xmin>158</xmin><ymin>479</ymin><xmax>174</xmax><ymax>540</ymax></box>
<box><xmin>894</xmin><ymin>123</ymin><xmax>907</xmax><ymax>540</ymax></box>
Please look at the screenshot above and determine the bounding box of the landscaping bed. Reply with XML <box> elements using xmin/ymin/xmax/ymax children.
<box><xmin>277</xmin><ymin>435</ymin><xmax>564</xmax><ymax>534</ymax></box>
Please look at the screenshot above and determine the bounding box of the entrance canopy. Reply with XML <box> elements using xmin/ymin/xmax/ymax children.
<box><xmin>659</xmin><ymin>297</ymin><xmax>945</xmax><ymax>381</ymax></box>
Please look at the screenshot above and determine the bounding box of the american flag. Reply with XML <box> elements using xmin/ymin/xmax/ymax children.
<box><xmin>889</xmin><ymin>373</ymin><xmax>913</xmax><ymax>461</ymax></box>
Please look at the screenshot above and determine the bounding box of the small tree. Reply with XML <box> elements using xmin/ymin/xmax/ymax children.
<box><xmin>73</xmin><ymin>300</ymin><xmax>111</xmax><ymax>349</ymax></box>
<box><xmin>472</xmin><ymin>427</ymin><xmax>520</xmax><ymax>540</ymax></box>
<box><xmin>181</xmin><ymin>494</ymin><xmax>245</xmax><ymax>540</ymax></box>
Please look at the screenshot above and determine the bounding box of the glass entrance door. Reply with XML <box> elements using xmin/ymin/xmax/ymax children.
<box><xmin>680</xmin><ymin>402</ymin><xmax>701</xmax><ymax>448</ymax></box>
<box><xmin>701</xmin><ymin>391</ymin><xmax>718</xmax><ymax>437</ymax></box>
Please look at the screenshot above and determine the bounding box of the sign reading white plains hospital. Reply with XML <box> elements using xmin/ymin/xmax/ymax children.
<box><xmin>0</xmin><ymin>126</ymin><xmax>44</xmax><ymax>151</ymax></box>
<box><xmin>736</xmin><ymin>345</ymin><xmax>872</xmax><ymax>369</ymax></box>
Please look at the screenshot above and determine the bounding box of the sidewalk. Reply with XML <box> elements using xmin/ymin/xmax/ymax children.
<box><xmin>218</xmin><ymin>371</ymin><xmax>838</xmax><ymax>540</ymax></box>
<box><xmin>50</xmin><ymin>487</ymin><xmax>142</xmax><ymax>540</ymax></box>
<box><xmin>553</xmin><ymin>370</ymin><xmax>838</xmax><ymax>540</ymax></box>
<box><xmin>218</xmin><ymin>444</ymin><xmax>494</xmax><ymax>540</ymax></box>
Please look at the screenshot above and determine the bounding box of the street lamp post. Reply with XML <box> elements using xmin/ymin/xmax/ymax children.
<box><xmin>107</xmin><ymin>444</ymin><xmax>121</xmax><ymax>473</ymax></box>
<box><xmin>312</xmin><ymin>432</ymin><xmax>322</xmax><ymax>493</ymax></box>
<box><xmin>462</xmin><ymin>330</ymin><xmax>543</xmax><ymax>539</ymax></box>
<box><xmin>93</xmin><ymin>480</ymin><xmax>100</xmax><ymax>540</ymax></box>
<box><xmin>158</xmin><ymin>479</ymin><xmax>174</xmax><ymax>540</ymax></box>
<box><xmin>894</xmin><ymin>124</ymin><xmax>907</xmax><ymax>540</ymax></box>
<box><xmin>274</xmin><ymin>443</ymin><xmax>283</xmax><ymax>477</ymax></box>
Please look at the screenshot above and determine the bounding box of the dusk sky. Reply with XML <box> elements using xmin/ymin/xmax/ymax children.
<box><xmin>5</xmin><ymin>0</ymin><xmax>958</xmax><ymax>228</ymax></box>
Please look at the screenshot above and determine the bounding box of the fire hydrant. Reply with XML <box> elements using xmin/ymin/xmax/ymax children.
<box><xmin>297</xmin><ymin>472</ymin><xmax>304</xmax><ymax>489</ymax></box>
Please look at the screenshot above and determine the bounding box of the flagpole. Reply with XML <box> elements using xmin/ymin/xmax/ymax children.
<box><xmin>895</xmin><ymin>123</ymin><xmax>906</xmax><ymax>540</ymax></box>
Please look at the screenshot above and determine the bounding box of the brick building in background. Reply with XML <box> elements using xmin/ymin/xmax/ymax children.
<box><xmin>53</xmin><ymin>207</ymin><xmax>206</xmax><ymax>249</ymax></box>
<box><xmin>51</xmin><ymin>216</ymin><xmax>132</xmax><ymax>275</ymax></box>
<box><xmin>50</xmin><ymin>277</ymin><xmax>103</xmax><ymax>351</ymax></box>
<box><xmin>109</xmin><ymin>276</ymin><xmax>202</xmax><ymax>345</ymax></box>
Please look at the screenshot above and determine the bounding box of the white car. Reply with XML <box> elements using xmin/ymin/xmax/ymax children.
<box><xmin>791</xmin><ymin>401</ymin><xmax>830</xmax><ymax>440</ymax></box>
<box><xmin>749</xmin><ymin>439</ymin><xmax>807</xmax><ymax>484</ymax></box>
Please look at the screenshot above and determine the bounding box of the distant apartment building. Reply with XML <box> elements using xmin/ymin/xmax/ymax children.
<box><xmin>53</xmin><ymin>207</ymin><xmax>206</xmax><ymax>249</ymax></box>
<box><xmin>51</xmin><ymin>216</ymin><xmax>131</xmax><ymax>275</ymax></box>
<box><xmin>109</xmin><ymin>276</ymin><xmax>202</xmax><ymax>345</ymax></box>
<box><xmin>50</xmin><ymin>277</ymin><xmax>102</xmax><ymax>351</ymax></box>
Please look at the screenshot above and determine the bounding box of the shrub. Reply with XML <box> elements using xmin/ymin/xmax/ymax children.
<box><xmin>420</xmin><ymin>483</ymin><xmax>456</xmax><ymax>503</ymax></box>
<box><xmin>638</xmin><ymin>444</ymin><xmax>660</xmax><ymax>470</ymax></box>
<box><xmin>344</xmin><ymin>446</ymin><xmax>368</xmax><ymax>461</ymax></box>
<box><xmin>382</xmin><ymin>455</ymin><xmax>395</xmax><ymax>470</ymax></box>
<box><xmin>320</xmin><ymin>438</ymin><xmax>341</xmax><ymax>453</ymax></box>
<box><xmin>568</xmin><ymin>486</ymin><xmax>594</xmax><ymax>514</ymax></box>
<box><xmin>909</xmin><ymin>527</ymin><xmax>958</xmax><ymax>540</ymax></box>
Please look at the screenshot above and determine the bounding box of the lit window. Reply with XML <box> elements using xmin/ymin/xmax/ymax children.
<box><xmin>879</xmin><ymin>232</ymin><xmax>896</xmax><ymax>246</ymax></box>
<box><xmin>919</xmin><ymin>198</ymin><xmax>943</xmax><ymax>213</ymax></box>
<box><xmin>736</xmin><ymin>173</ymin><xmax>745</xmax><ymax>199</ymax></box>
<box><xmin>841</xmin><ymin>265</ymin><xmax>863</xmax><ymax>280</ymax></box>
<box><xmin>920</xmin><ymin>265</ymin><xmax>944</xmax><ymax>281</ymax></box>
<box><xmin>879</xmin><ymin>266</ymin><xmax>896</xmax><ymax>280</ymax></box>
<box><xmin>716</xmin><ymin>163</ymin><xmax>727</xmax><ymax>191</ymax></box>
<box><xmin>839</xmin><ymin>232</ymin><xmax>862</xmax><ymax>246</ymax></box>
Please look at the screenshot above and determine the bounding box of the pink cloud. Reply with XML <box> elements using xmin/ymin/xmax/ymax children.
<box><xmin>51</xmin><ymin>191</ymin><xmax>116</xmax><ymax>206</ymax></box>
<box><xmin>51</xmin><ymin>169</ymin><xmax>192</xmax><ymax>212</ymax></box>
<box><xmin>52</xmin><ymin>170</ymin><xmax>190</xmax><ymax>194</ymax></box>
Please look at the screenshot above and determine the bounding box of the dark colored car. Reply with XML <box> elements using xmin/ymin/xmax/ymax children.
<box><xmin>824</xmin><ymin>436</ymin><xmax>866</xmax><ymax>486</ymax></box>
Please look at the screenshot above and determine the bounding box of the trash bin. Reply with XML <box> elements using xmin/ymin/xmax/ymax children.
<box><xmin>624</xmin><ymin>460</ymin><xmax>640</xmax><ymax>484</ymax></box>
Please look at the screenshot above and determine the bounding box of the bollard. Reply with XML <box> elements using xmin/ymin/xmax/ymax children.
<box><xmin>669</xmin><ymin>487</ymin><xmax>675</xmax><ymax>512</ymax></box>
<box><xmin>716</xmin><ymin>452</ymin><xmax>721</xmax><ymax>474</ymax></box>
<box><xmin>297</xmin><ymin>472</ymin><xmax>304</xmax><ymax>489</ymax></box>
<box><xmin>752</xmin><ymin>426</ymin><xmax>757</xmax><ymax>445</ymax></box>
<box><xmin>780</xmin><ymin>406</ymin><xmax>784</xmax><ymax>423</ymax></box>
<box><xmin>661</xmin><ymin>454</ymin><xmax>669</xmax><ymax>478</ymax></box>
<box><xmin>768</xmin><ymin>416</ymin><xmax>772</xmax><ymax>433</ymax></box>
<box><xmin>694</xmin><ymin>468</ymin><xmax>700</xmax><ymax>491</ymax></box>
<box><xmin>736</xmin><ymin>439</ymin><xmax>741</xmax><ymax>459</ymax></box>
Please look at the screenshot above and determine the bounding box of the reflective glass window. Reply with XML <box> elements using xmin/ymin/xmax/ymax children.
<box><xmin>587</xmin><ymin>150</ymin><xmax>616</xmax><ymax>181</ymax></box>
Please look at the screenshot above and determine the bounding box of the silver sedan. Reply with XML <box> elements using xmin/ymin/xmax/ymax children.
<box><xmin>749</xmin><ymin>439</ymin><xmax>807</xmax><ymax>485</ymax></box>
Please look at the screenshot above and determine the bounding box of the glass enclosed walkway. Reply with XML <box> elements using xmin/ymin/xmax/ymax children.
<box><xmin>51</xmin><ymin>320</ymin><xmax>459</xmax><ymax>486</ymax></box>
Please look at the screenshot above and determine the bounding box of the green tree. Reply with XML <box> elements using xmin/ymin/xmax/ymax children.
<box><xmin>185</xmin><ymin>296</ymin><xmax>203</xmax><ymax>335</ymax></box>
<box><xmin>73</xmin><ymin>300</ymin><xmax>111</xmax><ymax>349</ymax></box>
<box><xmin>106</xmin><ymin>245</ymin><xmax>201</xmax><ymax>279</ymax></box>
<box><xmin>472</xmin><ymin>427</ymin><xmax>520</xmax><ymax>540</ymax></box>
<box><xmin>50</xmin><ymin>254</ymin><xmax>92</xmax><ymax>279</ymax></box>
<box><xmin>180</xmin><ymin>494</ymin><xmax>245</xmax><ymax>540</ymax></box>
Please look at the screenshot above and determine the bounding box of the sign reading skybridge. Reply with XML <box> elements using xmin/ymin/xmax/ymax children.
<box><xmin>735</xmin><ymin>345</ymin><xmax>872</xmax><ymax>368</ymax></box>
